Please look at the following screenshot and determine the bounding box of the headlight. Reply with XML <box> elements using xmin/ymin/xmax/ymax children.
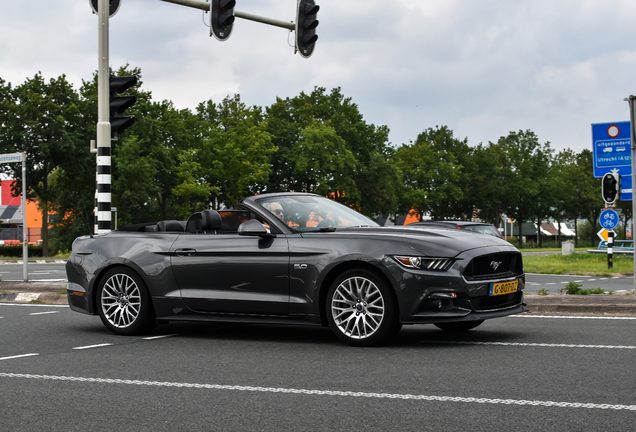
<box><xmin>392</xmin><ymin>256</ymin><xmax>454</xmax><ymax>271</ymax></box>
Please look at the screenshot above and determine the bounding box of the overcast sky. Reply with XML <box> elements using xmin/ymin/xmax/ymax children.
<box><xmin>2</xmin><ymin>0</ymin><xmax>636</xmax><ymax>153</ymax></box>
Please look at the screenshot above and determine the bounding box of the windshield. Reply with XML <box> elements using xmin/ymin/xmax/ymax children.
<box><xmin>256</xmin><ymin>195</ymin><xmax>379</xmax><ymax>232</ymax></box>
<box><xmin>463</xmin><ymin>224</ymin><xmax>503</xmax><ymax>238</ymax></box>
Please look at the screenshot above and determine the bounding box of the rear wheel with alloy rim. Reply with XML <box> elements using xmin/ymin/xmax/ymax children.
<box><xmin>434</xmin><ymin>320</ymin><xmax>484</xmax><ymax>332</ymax></box>
<box><xmin>326</xmin><ymin>269</ymin><xmax>401</xmax><ymax>346</ymax></box>
<box><xmin>97</xmin><ymin>267</ymin><xmax>156</xmax><ymax>335</ymax></box>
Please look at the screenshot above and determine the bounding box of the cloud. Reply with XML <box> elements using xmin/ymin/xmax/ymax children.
<box><xmin>2</xmin><ymin>0</ymin><xmax>636</xmax><ymax>153</ymax></box>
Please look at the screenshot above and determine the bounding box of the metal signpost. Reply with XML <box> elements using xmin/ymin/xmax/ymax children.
<box><xmin>600</xmin><ymin>208</ymin><xmax>619</xmax><ymax>269</ymax></box>
<box><xmin>626</xmin><ymin>96</ymin><xmax>636</xmax><ymax>294</ymax></box>
<box><xmin>0</xmin><ymin>153</ymin><xmax>28</xmax><ymax>281</ymax></box>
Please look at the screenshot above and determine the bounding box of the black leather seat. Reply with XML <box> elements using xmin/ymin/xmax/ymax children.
<box><xmin>157</xmin><ymin>220</ymin><xmax>185</xmax><ymax>232</ymax></box>
<box><xmin>185</xmin><ymin>210</ymin><xmax>222</xmax><ymax>233</ymax></box>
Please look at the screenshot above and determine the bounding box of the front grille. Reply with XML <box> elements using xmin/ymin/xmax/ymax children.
<box><xmin>471</xmin><ymin>292</ymin><xmax>521</xmax><ymax>311</ymax></box>
<box><xmin>463</xmin><ymin>252</ymin><xmax>522</xmax><ymax>280</ymax></box>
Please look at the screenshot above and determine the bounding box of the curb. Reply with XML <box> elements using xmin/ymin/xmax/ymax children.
<box><xmin>524</xmin><ymin>294</ymin><xmax>636</xmax><ymax>315</ymax></box>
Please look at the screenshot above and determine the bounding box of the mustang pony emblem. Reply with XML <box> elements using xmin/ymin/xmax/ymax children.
<box><xmin>490</xmin><ymin>261</ymin><xmax>502</xmax><ymax>271</ymax></box>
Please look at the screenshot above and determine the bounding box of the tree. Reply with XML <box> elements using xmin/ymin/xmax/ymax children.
<box><xmin>265</xmin><ymin>87</ymin><xmax>399</xmax><ymax>217</ymax></box>
<box><xmin>0</xmin><ymin>73</ymin><xmax>85</xmax><ymax>256</ymax></box>
<box><xmin>196</xmin><ymin>95</ymin><xmax>276</xmax><ymax>209</ymax></box>
<box><xmin>393</xmin><ymin>126</ymin><xmax>463</xmax><ymax>219</ymax></box>
<box><xmin>491</xmin><ymin>130</ymin><xmax>548</xmax><ymax>248</ymax></box>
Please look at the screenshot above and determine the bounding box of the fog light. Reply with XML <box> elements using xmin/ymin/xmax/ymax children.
<box><xmin>436</xmin><ymin>300</ymin><xmax>443</xmax><ymax>310</ymax></box>
<box><xmin>429</xmin><ymin>292</ymin><xmax>457</xmax><ymax>299</ymax></box>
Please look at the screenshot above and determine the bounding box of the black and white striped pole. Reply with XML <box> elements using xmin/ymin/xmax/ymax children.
<box><xmin>607</xmin><ymin>230</ymin><xmax>614</xmax><ymax>269</ymax></box>
<box><xmin>95</xmin><ymin>0</ymin><xmax>112</xmax><ymax>234</ymax></box>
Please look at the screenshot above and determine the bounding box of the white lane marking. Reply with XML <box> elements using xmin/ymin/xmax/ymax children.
<box><xmin>420</xmin><ymin>340</ymin><xmax>635</xmax><ymax>349</ymax></box>
<box><xmin>72</xmin><ymin>344</ymin><xmax>113</xmax><ymax>350</ymax></box>
<box><xmin>143</xmin><ymin>334</ymin><xmax>177</xmax><ymax>340</ymax></box>
<box><xmin>588</xmin><ymin>279</ymin><xmax>597</xmax><ymax>281</ymax></box>
<box><xmin>29</xmin><ymin>311</ymin><xmax>59</xmax><ymax>316</ymax></box>
<box><xmin>0</xmin><ymin>373</ymin><xmax>634</xmax><ymax>411</ymax></box>
<box><xmin>546</xmin><ymin>283</ymin><xmax>556</xmax><ymax>285</ymax></box>
<box><xmin>526</xmin><ymin>273</ymin><xmax>594</xmax><ymax>278</ymax></box>
<box><xmin>514</xmin><ymin>315</ymin><xmax>636</xmax><ymax>320</ymax></box>
<box><xmin>560</xmin><ymin>281</ymin><xmax>568</xmax><ymax>284</ymax></box>
<box><xmin>0</xmin><ymin>353</ymin><xmax>39</xmax><ymax>361</ymax></box>
<box><xmin>0</xmin><ymin>303</ymin><xmax>68</xmax><ymax>308</ymax></box>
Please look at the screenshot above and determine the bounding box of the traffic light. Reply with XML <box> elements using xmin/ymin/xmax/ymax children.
<box><xmin>296</xmin><ymin>0</ymin><xmax>319</xmax><ymax>58</ymax></box>
<box><xmin>210</xmin><ymin>0</ymin><xmax>236</xmax><ymax>41</ymax></box>
<box><xmin>109</xmin><ymin>75</ymin><xmax>137</xmax><ymax>140</ymax></box>
<box><xmin>602</xmin><ymin>172</ymin><xmax>620</xmax><ymax>205</ymax></box>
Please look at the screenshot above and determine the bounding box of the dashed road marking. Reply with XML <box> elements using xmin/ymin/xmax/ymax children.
<box><xmin>514</xmin><ymin>315</ymin><xmax>636</xmax><ymax>320</ymax></box>
<box><xmin>0</xmin><ymin>373</ymin><xmax>634</xmax><ymax>411</ymax></box>
<box><xmin>28</xmin><ymin>311</ymin><xmax>59</xmax><ymax>316</ymax></box>
<box><xmin>143</xmin><ymin>334</ymin><xmax>177</xmax><ymax>340</ymax></box>
<box><xmin>72</xmin><ymin>344</ymin><xmax>113</xmax><ymax>350</ymax></box>
<box><xmin>0</xmin><ymin>303</ymin><xmax>68</xmax><ymax>308</ymax></box>
<box><xmin>0</xmin><ymin>353</ymin><xmax>39</xmax><ymax>361</ymax></box>
<box><xmin>420</xmin><ymin>340</ymin><xmax>636</xmax><ymax>349</ymax></box>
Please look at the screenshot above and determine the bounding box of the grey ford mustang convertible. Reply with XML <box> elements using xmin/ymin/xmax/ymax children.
<box><xmin>66</xmin><ymin>193</ymin><xmax>527</xmax><ymax>346</ymax></box>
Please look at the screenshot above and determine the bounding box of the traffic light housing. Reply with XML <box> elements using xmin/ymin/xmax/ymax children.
<box><xmin>109</xmin><ymin>75</ymin><xmax>137</xmax><ymax>140</ymax></box>
<box><xmin>210</xmin><ymin>0</ymin><xmax>236</xmax><ymax>41</ymax></box>
<box><xmin>296</xmin><ymin>0</ymin><xmax>319</xmax><ymax>58</ymax></box>
<box><xmin>602</xmin><ymin>172</ymin><xmax>620</xmax><ymax>205</ymax></box>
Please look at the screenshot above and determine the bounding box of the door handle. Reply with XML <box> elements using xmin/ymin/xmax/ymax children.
<box><xmin>175</xmin><ymin>248</ymin><xmax>196</xmax><ymax>257</ymax></box>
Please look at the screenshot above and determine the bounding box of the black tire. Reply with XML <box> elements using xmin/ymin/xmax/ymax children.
<box><xmin>326</xmin><ymin>269</ymin><xmax>401</xmax><ymax>346</ymax></box>
<box><xmin>434</xmin><ymin>320</ymin><xmax>484</xmax><ymax>332</ymax></box>
<box><xmin>96</xmin><ymin>267</ymin><xmax>156</xmax><ymax>335</ymax></box>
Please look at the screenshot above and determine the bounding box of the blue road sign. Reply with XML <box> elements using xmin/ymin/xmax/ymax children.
<box><xmin>592</xmin><ymin>121</ymin><xmax>631</xmax><ymax>178</ymax></box>
<box><xmin>599</xmin><ymin>208</ymin><xmax>620</xmax><ymax>230</ymax></box>
<box><xmin>621</xmin><ymin>175</ymin><xmax>633</xmax><ymax>201</ymax></box>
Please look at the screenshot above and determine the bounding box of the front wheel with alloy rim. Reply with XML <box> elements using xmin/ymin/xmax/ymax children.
<box><xmin>97</xmin><ymin>267</ymin><xmax>156</xmax><ymax>335</ymax></box>
<box><xmin>326</xmin><ymin>269</ymin><xmax>401</xmax><ymax>346</ymax></box>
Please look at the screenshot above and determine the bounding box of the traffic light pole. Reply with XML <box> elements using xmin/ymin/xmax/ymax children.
<box><xmin>96</xmin><ymin>0</ymin><xmax>112</xmax><ymax>234</ymax></box>
<box><xmin>159</xmin><ymin>0</ymin><xmax>295</xmax><ymax>30</ymax></box>
<box><xmin>628</xmin><ymin>96</ymin><xmax>636</xmax><ymax>294</ymax></box>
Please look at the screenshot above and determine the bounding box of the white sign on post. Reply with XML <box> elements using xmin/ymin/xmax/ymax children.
<box><xmin>0</xmin><ymin>152</ymin><xmax>28</xmax><ymax>281</ymax></box>
<box><xmin>0</xmin><ymin>153</ymin><xmax>23</xmax><ymax>164</ymax></box>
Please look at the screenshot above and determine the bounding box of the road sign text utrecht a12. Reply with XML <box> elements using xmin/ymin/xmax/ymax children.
<box><xmin>592</xmin><ymin>121</ymin><xmax>631</xmax><ymax>178</ymax></box>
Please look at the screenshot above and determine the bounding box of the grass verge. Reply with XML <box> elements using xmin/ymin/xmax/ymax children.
<box><xmin>523</xmin><ymin>253</ymin><xmax>633</xmax><ymax>275</ymax></box>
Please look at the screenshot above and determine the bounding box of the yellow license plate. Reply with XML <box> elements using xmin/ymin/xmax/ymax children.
<box><xmin>489</xmin><ymin>280</ymin><xmax>518</xmax><ymax>296</ymax></box>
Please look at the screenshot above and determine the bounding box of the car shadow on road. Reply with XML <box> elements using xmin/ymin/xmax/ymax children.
<box><xmin>147</xmin><ymin>321</ymin><xmax>526</xmax><ymax>348</ymax></box>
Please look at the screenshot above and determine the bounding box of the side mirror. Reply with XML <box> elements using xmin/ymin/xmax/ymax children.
<box><xmin>238</xmin><ymin>219</ymin><xmax>276</xmax><ymax>238</ymax></box>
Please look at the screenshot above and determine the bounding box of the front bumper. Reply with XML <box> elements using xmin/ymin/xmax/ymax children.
<box><xmin>400</xmin><ymin>291</ymin><xmax>528</xmax><ymax>324</ymax></box>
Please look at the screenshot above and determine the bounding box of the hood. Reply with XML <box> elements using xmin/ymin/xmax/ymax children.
<box><xmin>329</xmin><ymin>225</ymin><xmax>518</xmax><ymax>257</ymax></box>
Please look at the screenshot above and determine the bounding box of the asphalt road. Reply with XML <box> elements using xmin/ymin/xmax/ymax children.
<box><xmin>525</xmin><ymin>273</ymin><xmax>635</xmax><ymax>294</ymax></box>
<box><xmin>0</xmin><ymin>262</ymin><xmax>67</xmax><ymax>283</ymax></box>
<box><xmin>1</xmin><ymin>304</ymin><xmax>635</xmax><ymax>431</ymax></box>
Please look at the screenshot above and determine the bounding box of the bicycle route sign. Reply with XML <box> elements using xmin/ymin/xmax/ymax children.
<box><xmin>599</xmin><ymin>208</ymin><xmax>620</xmax><ymax>230</ymax></box>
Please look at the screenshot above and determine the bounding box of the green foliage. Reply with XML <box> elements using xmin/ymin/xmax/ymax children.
<box><xmin>559</xmin><ymin>282</ymin><xmax>606</xmax><ymax>295</ymax></box>
<box><xmin>524</xmin><ymin>253</ymin><xmax>633</xmax><ymax>275</ymax></box>
<box><xmin>537</xmin><ymin>288</ymin><xmax>549</xmax><ymax>296</ymax></box>
<box><xmin>393</xmin><ymin>126</ymin><xmax>464</xmax><ymax>218</ymax></box>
